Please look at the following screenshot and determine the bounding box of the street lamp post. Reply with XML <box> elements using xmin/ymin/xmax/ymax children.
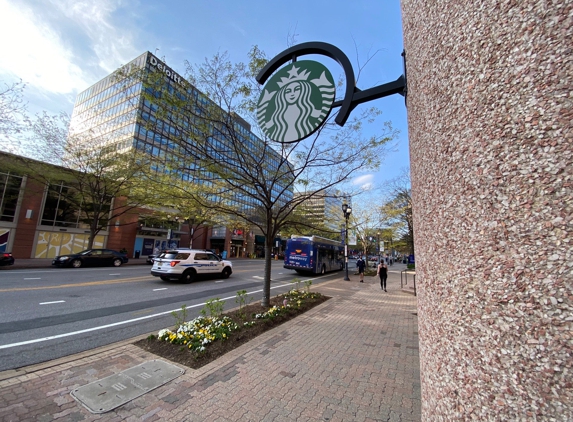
<box><xmin>389</xmin><ymin>235</ymin><xmax>393</xmax><ymax>265</ymax></box>
<box><xmin>342</xmin><ymin>203</ymin><xmax>352</xmax><ymax>281</ymax></box>
<box><xmin>187</xmin><ymin>218</ymin><xmax>195</xmax><ymax>248</ymax></box>
<box><xmin>377</xmin><ymin>231</ymin><xmax>381</xmax><ymax>264</ymax></box>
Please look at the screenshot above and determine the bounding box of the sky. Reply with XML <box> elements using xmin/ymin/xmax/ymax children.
<box><xmin>0</xmin><ymin>0</ymin><xmax>410</xmax><ymax>191</ymax></box>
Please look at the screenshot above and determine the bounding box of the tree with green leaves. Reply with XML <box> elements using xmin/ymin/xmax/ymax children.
<box><xmin>378</xmin><ymin>169</ymin><xmax>414</xmax><ymax>255</ymax></box>
<box><xmin>133</xmin><ymin>172</ymin><xmax>226</xmax><ymax>248</ymax></box>
<box><xmin>131</xmin><ymin>47</ymin><xmax>398</xmax><ymax>307</ymax></box>
<box><xmin>10</xmin><ymin>111</ymin><xmax>155</xmax><ymax>250</ymax></box>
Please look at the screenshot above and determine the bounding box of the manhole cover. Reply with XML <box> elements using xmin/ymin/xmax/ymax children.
<box><xmin>71</xmin><ymin>360</ymin><xmax>184</xmax><ymax>414</ymax></box>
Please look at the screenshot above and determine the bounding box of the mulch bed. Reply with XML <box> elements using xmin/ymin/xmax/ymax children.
<box><xmin>133</xmin><ymin>293</ymin><xmax>330</xmax><ymax>369</ymax></box>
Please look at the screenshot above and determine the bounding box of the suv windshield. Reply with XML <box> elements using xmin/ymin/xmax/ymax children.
<box><xmin>159</xmin><ymin>252</ymin><xmax>190</xmax><ymax>260</ymax></box>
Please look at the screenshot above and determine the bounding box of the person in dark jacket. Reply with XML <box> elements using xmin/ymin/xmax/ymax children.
<box><xmin>356</xmin><ymin>256</ymin><xmax>366</xmax><ymax>282</ymax></box>
<box><xmin>377</xmin><ymin>260</ymin><xmax>388</xmax><ymax>291</ymax></box>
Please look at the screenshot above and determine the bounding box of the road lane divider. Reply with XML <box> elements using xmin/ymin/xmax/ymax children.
<box><xmin>39</xmin><ymin>301</ymin><xmax>66</xmax><ymax>305</ymax></box>
<box><xmin>0</xmin><ymin>276</ymin><xmax>154</xmax><ymax>293</ymax></box>
<box><xmin>131</xmin><ymin>309</ymin><xmax>156</xmax><ymax>316</ymax></box>
<box><xmin>0</xmin><ymin>281</ymin><xmax>299</xmax><ymax>350</ymax></box>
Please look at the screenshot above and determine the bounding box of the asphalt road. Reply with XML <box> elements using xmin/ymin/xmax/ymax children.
<box><xmin>0</xmin><ymin>260</ymin><xmax>339</xmax><ymax>372</ymax></box>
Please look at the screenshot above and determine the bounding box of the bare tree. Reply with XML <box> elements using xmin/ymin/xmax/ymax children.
<box><xmin>0</xmin><ymin>79</ymin><xmax>27</xmax><ymax>151</ymax></box>
<box><xmin>11</xmin><ymin>112</ymin><xmax>155</xmax><ymax>249</ymax></box>
<box><xmin>134</xmin><ymin>47</ymin><xmax>398</xmax><ymax>307</ymax></box>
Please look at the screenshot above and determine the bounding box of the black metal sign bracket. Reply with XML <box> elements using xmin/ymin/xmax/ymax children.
<box><xmin>256</xmin><ymin>42</ymin><xmax>407</xmax><ymax>127</ymax></box>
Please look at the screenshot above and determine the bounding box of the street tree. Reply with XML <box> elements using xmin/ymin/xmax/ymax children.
<box><xmin>0</xmin><ymin>79</ymin><xmax>27</xmax><ymax>151</ymax></box>
<box><xmin>347</xmin><ymin>204</ymin><xmax>383</xmax><ymax>258</ymax></box>
<box><xmin>12</xmin><ymin>111</ymin><xmax>154</xmax><ymax>250</ymax></box>
<box><xmin>132</xmin><ymin>47</ymin><xmax>398</xmax><ymax>307</ymax></box>
<box><xmin>379</xmin><ymin>169</ymin><xmax>414</xmax><ymax>255</ymax></box>
<box><xmin>134</xmin><ymin>172</ymin><xmax>227</xmax><ymax>248</ymax></box>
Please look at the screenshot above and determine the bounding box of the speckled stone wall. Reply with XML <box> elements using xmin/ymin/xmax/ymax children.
<box><xmin>401</xmin><ymin>1</ymin><xmax>572</xmax><ymax>420</ymax></box>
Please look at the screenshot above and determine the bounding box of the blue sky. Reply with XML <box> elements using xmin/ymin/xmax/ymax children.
<box><xmin>0</xmin><ymin>0</ymin><xmax>409</xmax><ymax>187</ymax></box>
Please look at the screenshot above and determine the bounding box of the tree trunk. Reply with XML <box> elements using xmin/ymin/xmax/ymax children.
<box><xmin>261</xmin><ymin>217</ymin><xmax>274</xmax><ymax>308</ymax></box>
<box><xmin>262</xmin><ymin>241</ymin><xmax>272</xmax><ymax>308</ymax></box>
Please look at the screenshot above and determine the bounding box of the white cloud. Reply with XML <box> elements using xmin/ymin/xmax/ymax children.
<box><xmin>0</xmin><ymin>0</ymin><xmax>141</xmax><ymax>97</ymax></box>
<box><xmin>351</xmin><ymin>174</ymin><xmax>375</xmax><ymax>192</ymax></box>
<box><xmin>53</xmin><ymin>0</ymin><xmax>141</xmax><ymax>73</ymax></box>
<box><xmin>0</xmin><ymin>0</ymin><xmax>88</xmax><ymax>94</ymax></box>
<box><xmin>353</xmin><ymin>174</ymin><xmax>374</xmax><ymax>186</ymax></box>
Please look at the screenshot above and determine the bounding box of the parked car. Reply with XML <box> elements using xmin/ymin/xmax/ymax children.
<box><xmin>0</xmin><ymin>252</ymin><xmax>14</xmax><ymax>266</ymax></box>
<box><xmin>52</xmin><ymin>249</ymin><xmax>129</xmax><ymax>268</ymax></box>
<box><xmin>146</xmin><ymin>250</ymin><xmax>166</xmax><ymax>265</ymax></box>
<box><xmin>147</xmin><ymin>248</ymin><xmax>194</xmax><ymax>264</ymax></box>
<box><xmin>151</xmin><ymin>249</ymin><xmax>232</xmax><ymax>283</ymax></box>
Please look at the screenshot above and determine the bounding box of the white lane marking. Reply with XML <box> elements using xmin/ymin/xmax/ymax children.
<box><xmin>24</xmin><ymin>278</ymin><xmax>42</xmax><ymax>280</ymax></box>
<box><xmin>0</xmin><ymin>280</ymin><xmax>323</xmax><ymax>350</ymax></box>
<box><xmin>109</xmin><ymin>273</ymin><xmax>121</xmax><ymax>276</ymax></box>
<box><xmin>153</xmin><ymin>288</ymin><xmax>167</xmax><ymax>291</ymax></box>
<box><xmin>215</xmin><ymin>280</ymin><xmax>225</xmax><ymax>283</ymax></box>
<box><xmin>0</xmin><ymin>266</ymin><xmax>147</xmax><ymax>275</ymax></box>
<box><xmin>39</xmin><ymin>300</ymin><xmax>65</xmax><ymax>305</ymax></box>
<box><xmin>253</xmin><ymin>276</ymin><xmax>264</xmax><ymax>279</ymax></box>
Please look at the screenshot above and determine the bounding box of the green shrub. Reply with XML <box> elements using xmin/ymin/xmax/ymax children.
<box><xmin>235</xmin><ymin>289</ymin><xmax>253</xmax><ymax>320</ymax></box>
<box><xmin>171</xmin><ymin>305</ymin><xmax>188</xmax><ymax>330</ymax></box>
<box><xmin>201</xmin><ymin>298</ymin><xmax>225</xmax><ymax>318</ymax></box>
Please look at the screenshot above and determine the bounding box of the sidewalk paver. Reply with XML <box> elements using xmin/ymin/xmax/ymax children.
<box><xmin>0</xmin><ymin>266</ymin><xmax>420</xmax><ymax>421</ymax></box>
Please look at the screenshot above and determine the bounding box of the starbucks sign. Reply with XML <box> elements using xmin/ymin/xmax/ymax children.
<box><xmin>257</xmin><ymin>61</ymin><xmax>335</xmax><ymax>143</ymax></box>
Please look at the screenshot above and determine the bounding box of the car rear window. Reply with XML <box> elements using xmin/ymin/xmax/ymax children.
<box><xmin>159</xmin><ymin>252</ymin><xmax>190</xmax><ymax>260</ymax></box>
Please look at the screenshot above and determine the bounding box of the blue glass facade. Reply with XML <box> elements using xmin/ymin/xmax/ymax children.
<box><xmin>69</xmin><ymin>51</ymin><xmax>293</xmax><ymax>216</ymax></box>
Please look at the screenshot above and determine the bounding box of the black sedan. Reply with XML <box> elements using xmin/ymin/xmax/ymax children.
<box><xmin>0</xmin><ymin>252</ymin><xmax>14</xmax><ymax>266</ymax></box>
<box><xmin>146</xmin><ymin>249</ymin><xmax>168</xmax><ymax>264</ymax></box>
<box><xmin>52</xmin><ymin>249</ymin><xmax>129</xmax><ymax>268</ymax></box>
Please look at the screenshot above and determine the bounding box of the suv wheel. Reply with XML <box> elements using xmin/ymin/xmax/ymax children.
<box><xmin>180</xmin><ymin>269</ymin><xmax>196</xmax><ymax>284</ymax></box>
<box><xmin>112</xmin><ymin>258</ymin><xmax>122</xmax><ymax>267</ymax></box>
<box><xmin>221</xmin><ymin>267</ymin><xmax>232</xmax><ymax>279</ymax></box>
<box><xmin>71</xmin><ymin>259</ymin><xmax>82</xmax><ymax>268</ymax></box>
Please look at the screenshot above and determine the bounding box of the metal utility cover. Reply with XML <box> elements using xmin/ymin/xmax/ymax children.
<box><xmin>71</xmin><ymin>360</ymin><xmax>184</xmax><ymax>414</ymax></box>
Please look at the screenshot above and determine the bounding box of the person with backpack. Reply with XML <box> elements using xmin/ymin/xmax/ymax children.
<box><xmin>356</xmin><ymin>256</ymin><xmax>366</xmax><ymax>282</ymax></box>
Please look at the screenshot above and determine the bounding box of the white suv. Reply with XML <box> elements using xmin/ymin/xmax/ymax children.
<box><xmin>150</xmin><ymin>249</ymin><xmax>233</xmax><ymax>283</ymax></box>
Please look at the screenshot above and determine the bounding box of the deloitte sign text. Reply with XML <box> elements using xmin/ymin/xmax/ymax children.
<box><xmin>149</xmin><ymin>55</ymin><xmax>183</xmax><ymax>85</ymax></box>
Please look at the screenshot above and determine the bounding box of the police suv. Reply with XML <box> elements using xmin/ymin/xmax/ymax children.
<box><xmin>150</xmin><ymin>249</ymin><xmax>233</xmax><ymax>283</ymax></box>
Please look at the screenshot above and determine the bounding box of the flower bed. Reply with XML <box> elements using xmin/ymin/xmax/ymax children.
<box><xmin>134</xmin><ymin>289</ymin><xmax>330</xmax><ymax>369</ymax></box>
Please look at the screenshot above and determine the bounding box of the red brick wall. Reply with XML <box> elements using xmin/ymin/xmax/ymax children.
<box><xmin>12</xmin><ymin>178</ymin><xmax>45</xmax><ymax>258</ymax></box>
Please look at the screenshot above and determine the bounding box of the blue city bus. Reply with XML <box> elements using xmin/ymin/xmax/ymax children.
<box><xmin>284</xmin><ymin>235</ymin><xmax>344</xmax><ymax>275</ymax></box>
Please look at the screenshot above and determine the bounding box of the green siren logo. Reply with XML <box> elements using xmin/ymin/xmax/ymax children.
<box><xmin>257</xmin><ymin>61</ymin><xmax>335</xmax><ymax>143</ymax></box>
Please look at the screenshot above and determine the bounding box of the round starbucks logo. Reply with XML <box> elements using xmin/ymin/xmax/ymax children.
<box><xmin>257</xmin><ymin>61</ymin><xmax>335</xmax><ymax>143</ymax></box>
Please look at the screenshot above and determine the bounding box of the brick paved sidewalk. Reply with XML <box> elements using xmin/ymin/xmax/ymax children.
<box><xmin>0</xmin><ymin>272</ymin><xmax>420</xmax><ymax>421</ymax></box>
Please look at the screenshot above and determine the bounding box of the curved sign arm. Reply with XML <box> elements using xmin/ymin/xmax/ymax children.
<box><xmin>256</xmin><ymin>42</ymin><xmax>406</xmax><ymax>127</ymax></box>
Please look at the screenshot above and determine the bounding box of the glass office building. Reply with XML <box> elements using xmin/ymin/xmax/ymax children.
<box><xmin>69</xmin><ymin>51</ymin><xmax>293</xmax><ymax>254</ymax></box>
<box><xmin>295</xmin><ymin>190</ymin><xmax>350</xmax><ymax>236</ymax></box>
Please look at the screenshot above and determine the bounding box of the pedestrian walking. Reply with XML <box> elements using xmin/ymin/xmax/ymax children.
<box><xmin>356</xmin><ymin>256</ymin><xmax>366</xmax><ymax>282</ymax></box>
<box><xmin>377</xmin><ymin>260</ymin><xmax>388</xmax><ymax>291</ymax></box>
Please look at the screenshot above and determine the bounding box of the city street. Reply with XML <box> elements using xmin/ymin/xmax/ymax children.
<box><xmin>0</xmin><ymin>260</ymin><xmax>339</xmax><ymax>371</ymax></box>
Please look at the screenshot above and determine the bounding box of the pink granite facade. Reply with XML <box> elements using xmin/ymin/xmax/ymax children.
<box><xmin>401</xmin><ymin>1</ymin><xmax>572</xmax><ymax>420</ymax></box>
